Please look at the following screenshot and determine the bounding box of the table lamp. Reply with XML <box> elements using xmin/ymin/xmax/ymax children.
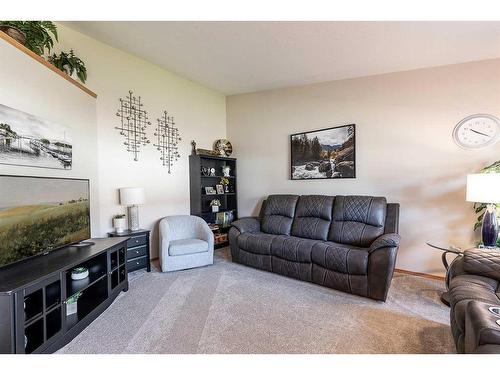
<box><xmin>119</xmin><ymin>187</ymin><xmax>145</xmax><ymax>231</ymax></box>
<box><xmin>466</xmin><ymin>173</ymin><xmax>500</xmax><ymax>248</ymax></box>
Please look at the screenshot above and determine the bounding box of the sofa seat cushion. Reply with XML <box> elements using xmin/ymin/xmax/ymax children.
<box><xmin>169</xmin><ymin>238</ymin><xmax>209</xmax><ymax>256</ymax></box>
<box><xmin>311</xmin><ymin>242</ymin><xmax>369</xmax><ymax>275</ymax></box>
<box><xmin>449</xmin><ymin>275</ymin><xmax>500</xmax><ymax>333</ymax></box>
<box><xmin>271</xmin><ymin>236</ymin><xmax>321</xmax><ymax>263</ymax></box>
<box><xmin>238</xmin><ymin>232</ymin><xmax>283</xmax><ymax>255</ymax></box>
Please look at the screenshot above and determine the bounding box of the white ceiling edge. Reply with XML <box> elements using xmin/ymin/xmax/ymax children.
<box><xmin>61</xmin><ymin>21</ymin><xmax>500</xmax><ymax>95</ymax></box>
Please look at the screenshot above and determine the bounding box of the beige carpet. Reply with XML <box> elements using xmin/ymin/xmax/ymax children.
<box><xmin>58</xmin><ymin>248</ymin><xmax>455</xmax><ymax>354</ymax></box>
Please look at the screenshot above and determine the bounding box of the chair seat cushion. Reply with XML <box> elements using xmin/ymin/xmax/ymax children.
<box><xmin>169</xmin><ymin>238</ymin><xmax>209</xmax><ymax>256</ymax></box>
<box><xmin>311</xmin><ymin>241</ymin><xmax>369</xmax><ymax>275</ymax></box>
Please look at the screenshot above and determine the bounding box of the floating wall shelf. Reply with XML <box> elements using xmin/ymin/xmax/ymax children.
<box><xmin>0</xmin><ymin>32</ymin><xmax>97</xmax><ymax>99</ymax></box>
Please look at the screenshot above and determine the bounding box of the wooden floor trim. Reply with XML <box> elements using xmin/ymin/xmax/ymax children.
<box><xmin>0</xmin><ymin>31</ymin><xmax>97</xmax><ymax>98</ymax></box>
<box><xmin>395</xmin><ymin>268</ymin><xmax>445</xmax><ymax>281</ymax></box>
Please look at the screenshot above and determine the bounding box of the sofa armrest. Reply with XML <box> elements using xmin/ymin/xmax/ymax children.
<box><xmin>463</xmin><ymin>248</ymin><xmax>500</xmax><ymax>282</ymax></box>
<box><xmin>369</xmin><ymin>233</ymin><xmax>401</xmax><ymax>252</ymax></box>
<box><xmin>465</xmin><ymin>300</ymin><xmax>500</xmax><ymax>353</ymax></box>
<box><xmin>231</xmin><ymin>217</ymin><xmax>261</xmax><ymax>234</ymax></box>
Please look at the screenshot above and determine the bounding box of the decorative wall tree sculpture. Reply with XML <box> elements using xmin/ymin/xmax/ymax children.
<box><xmin>153</xmin><ymin>110</ymin><xmax>181</xmax><ymax>174</ymax></box>
<box><xmin>115</xmin><ymin>91</ymin><xmax>151</xmax><ymax>161</ymax></box>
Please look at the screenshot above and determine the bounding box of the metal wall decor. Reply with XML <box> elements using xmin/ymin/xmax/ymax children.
<box><xmin>115</xmin><ymin>90</ymin><xmax>151</xmax><ymax>161</ymax></box>
<box><xmin>153</xmin><ymin>110</ymin><xmax>181</xmax><ymax>173</ymax></box>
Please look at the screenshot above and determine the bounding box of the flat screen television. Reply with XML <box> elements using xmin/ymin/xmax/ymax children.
<box><xmin>0</xmin><ymin>175</ymin><xmax>90</xmax><ymax>268</ymax></box>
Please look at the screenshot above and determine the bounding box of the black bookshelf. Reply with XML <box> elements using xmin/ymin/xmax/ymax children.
<box><xmin>189</xmin><ymin>154</ymin><xmax>237</xmax><ymax>249</ymax></box>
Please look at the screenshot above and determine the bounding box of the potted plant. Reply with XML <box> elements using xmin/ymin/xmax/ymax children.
<box><xmin>220</xmin><ymin>177</ymin><xmax>230</xmax><ymax>193</ymax></box>
<box><xmin>210</xmin><ymin>199</ymin><xmax>221</xmax><ymax>213</ymax></box>
<box><xmin>48</xmin><ymin>49</ymin><xmax>88</xmax><ymax>84</ymax></box>
<box><xmin>113</xmin><ymin>214</ymin><xmax>127</xmax><ymax>233</ymax></box>
<box><xmin>0</xmin><ymin>21</ymin><xmax>58</xmax><ymax>55</ymax></box>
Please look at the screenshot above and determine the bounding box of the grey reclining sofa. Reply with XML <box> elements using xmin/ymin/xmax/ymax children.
<box><xmin>448</xmin><ymin>248</ymin><xmax>500</xmax><ymax>354</ymax></box>
<box><xmin>229</xmin><ymin>195</ymin><xmax>401</xmax><ymax>301</ymax></box>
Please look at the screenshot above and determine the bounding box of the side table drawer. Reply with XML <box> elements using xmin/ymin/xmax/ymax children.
<box><xmin>127</xmin><ymin>235</ymin><xmax>147</xmax><ymax>248</ymax></box>
<box><xmin>127</xmin><ymin>245</ymin><xmax>148</xmax><ymax>260</ymax></box>
<box><xmin>126</xmin><ymin>256</ymin><xmax>148</xmax><ymax>272</ymax></box>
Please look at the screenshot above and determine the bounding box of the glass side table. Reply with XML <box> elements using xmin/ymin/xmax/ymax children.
<box><xmin>426</xmin><ymin>242</ymin><xmax>464</xmax><ymax>306</ymax></box>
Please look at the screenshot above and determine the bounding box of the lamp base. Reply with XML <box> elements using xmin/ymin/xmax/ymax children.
<box><xmin>128</xmin><ymin>205</ymin><xmax>140</xmax><ymax>231</ymax></box>
<box><xmin>482</xmin><ymin>204</ymin><xmax>499</xmax><ymax>248</ymax></box>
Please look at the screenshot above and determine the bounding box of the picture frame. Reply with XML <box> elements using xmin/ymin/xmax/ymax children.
<box><xmin>216</xmin><ymin>184</ymin><xmax>224</xmax><ymax>194</ymax></box>
<box><xmin>205</xmin><ymin>186</ymin><xmax>216</xmax><ymax>195</ymax></box>
<box><xmin>0</xmin><ymin>103</ymin><xmax>73</xmax><ymax>170</ymax></box>
<box><xmin>290</xmin><ymin>124</ymin><xmax>355</xmax><ymax>180</ymax></box>
<box><xmin>215</xmin><ymin>212</ymin><xmax>226</xmax><ymax>225</ymax></box>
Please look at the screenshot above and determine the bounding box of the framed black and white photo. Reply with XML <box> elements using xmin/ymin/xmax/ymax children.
<box><xmin>290</xmin><ymin>124</ymin><xmax>355</xmax><ymax>180</ymax></box>
<box><xmin>216</xmin><ymin>184</ymin><xmax>224</xmax><ymax>194</ymax></box>
<box><xmin>0</xmin><ymin>104</ymin><xmax>72</xmax><ymax>170</ymax></box>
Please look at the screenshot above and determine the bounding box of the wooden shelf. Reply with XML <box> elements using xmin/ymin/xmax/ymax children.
<box><xmin>0</xmin><ymin>31</ymin><xmax>97</xmax><ymax>99</ymax></box>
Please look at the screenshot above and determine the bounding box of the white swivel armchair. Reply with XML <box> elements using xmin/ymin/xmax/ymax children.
<box><xmin>159</xmin><ymin>215</ymin><xmax>214</xmax><ymax>272</ymax></box>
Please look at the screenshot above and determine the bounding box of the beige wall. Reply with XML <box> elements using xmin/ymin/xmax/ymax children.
<box><xmin>0</xmin><ymin>38</ymin><xmax>100</xmax><ymax>235</ymax></box>
<box><xmin>54</xmin><ymin>24</ymin><xmax>227</xmax><ymax>258</ymax></box>
<box><xmin>227</xmin><ymin>59</ymin><xmax>500</xmax><ymax>276</ymax></box>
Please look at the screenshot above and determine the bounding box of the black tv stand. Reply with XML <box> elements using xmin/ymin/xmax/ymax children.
<box><xmin>0</xmin><ymin>237</ymin><xmax>129</xmax><ymax>354</ymax></box>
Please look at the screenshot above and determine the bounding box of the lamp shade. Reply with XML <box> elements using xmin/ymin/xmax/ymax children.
<box><xmin>119</xmin><ymin>187</ymin><xmax>145</xmax><ymax>206</ymax></box>
<box><xmin>466</xmin><ymin>174</ymin><xmax>500</xmax><ymax>203</ymax></box>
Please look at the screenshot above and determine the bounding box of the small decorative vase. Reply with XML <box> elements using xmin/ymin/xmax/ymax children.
<box><xmin>482</xmin><ymin>204</ymin><xmax>499</xmax><ymax>248</ymax></box>
<box><xmin>224</xmin><ymin>184</ymin><xmax>230</xmax><ymax>193</ymax></box>
<box><xmin>212</xmin><ymin>205</ymin><xmax>219</xmax><ymax>213</ymax></box>
<box><xmin>66</xmin><ymin>302</ymin><xmax>78</xmax><ymax>316</ymax></box>
<box><xmin>113</xmin><ymin>217</ymin><xmax>127</xmax><ymax>233</ymax></box>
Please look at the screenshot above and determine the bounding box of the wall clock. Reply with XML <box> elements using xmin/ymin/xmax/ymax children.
<box><xmin>452</xmin><ymin>114</ymin><xmax>500</xmax><ymax>149</ymax></box>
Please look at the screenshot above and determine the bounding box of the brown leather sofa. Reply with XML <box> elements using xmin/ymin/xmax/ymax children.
<box><xmin>229</xmin><ymin>195</ymin><xmax>400</xmax><ymax>301</ymax></box>
<box><xmin>448</xmin><ymin>248</ymin><xmax>500</xmax><ymax>353</ymax></box>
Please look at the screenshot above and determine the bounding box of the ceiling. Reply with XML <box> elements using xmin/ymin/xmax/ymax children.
<box><xmin>63</xmin><ymin>21</ymin><xmax>500</xmax><ymax>95</ymax></box>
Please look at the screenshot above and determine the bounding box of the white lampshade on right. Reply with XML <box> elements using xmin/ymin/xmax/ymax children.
<box><xmin>466</xmin><ymin>174</ymin><xmax>500</xmax><ymax>203</ymax></box>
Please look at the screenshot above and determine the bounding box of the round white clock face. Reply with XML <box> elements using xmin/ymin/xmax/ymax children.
<box><xmin>452</xmin><ymin>114</ymin><xmax>500</xmax><ymax>149</ymax></box>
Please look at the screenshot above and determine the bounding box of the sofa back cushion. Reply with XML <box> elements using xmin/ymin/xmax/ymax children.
<box><xmin>328</xmin><ymin>195</ymin><xmax>387</xmax><ymax>247</ymax></box>
<box><xmin>261</xmin><ymin>195</ymin><xmax>299</xmax><ymax>235</ymax></box>
<box><xmin>291</xmin><ymin>195</ymin><xmax>335</xmax><ymax>240</ymax></box>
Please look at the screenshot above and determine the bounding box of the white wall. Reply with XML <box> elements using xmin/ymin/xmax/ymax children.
<box><xmin>0</xmin><ymin>38</ymin><xmax>100</xmax><ymax>235</ymax></box>
<box><xmin>55</xmin><ymin>24</ymin><xmax>227</xmax><ymax>258</ymax></box>
<box><xmin>227</xmin><ymin>59</ymin><xmax>500</xmax><ymax>276</ymax></box>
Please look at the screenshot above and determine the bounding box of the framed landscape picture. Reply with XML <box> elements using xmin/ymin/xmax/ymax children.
<box><xmin>0</xmin><ymin>104</ymin><xmax>72</xmax><ymax>170</ymax></box>
<box><xmin>291</xmin><ymin>124</ymin><xmax>355</xmax><ymax>180</ymax></box>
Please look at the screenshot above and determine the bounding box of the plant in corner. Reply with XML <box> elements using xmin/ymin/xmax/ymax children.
<box><xmin>0</xmin><ymin>21</ymin><xmax>58</xmax><ymax>55</ymax></box>
<box><xmin>473</xmin><ymin>160</ymin><xmax>500</xmax><ymax>246</ymax></box>
<box><xmin>48</xmin><ymin>49</ymin><xmax>88</xmax><ymax>84</ymax></box>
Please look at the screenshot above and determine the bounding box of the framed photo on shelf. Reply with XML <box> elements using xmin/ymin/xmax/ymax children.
<box><xmin>205</xmin><ymin>186</ymin><xmax>216</xmax><ymax>195</ymax></box>
<box><xmin>216</xmin><ymin>184</ymin><xmax>224</xmax><ymax>194</ymax></box>
<box><xmin>215</xmin><ymin>212</ymin><xmax>226</xmax><ymax>225</ymax></box>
